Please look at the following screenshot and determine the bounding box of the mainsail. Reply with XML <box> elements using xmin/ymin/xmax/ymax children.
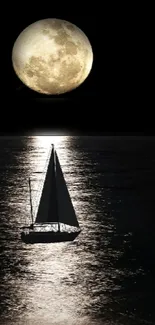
<box><xmin>35</xmin><ymin>145</ymin><xmax>79</xmax><ymax>228</ymax></box>
<box><xmin>35</xmin><ymin>145</ymin><xmax>58</xmax><ymax>223</ymax></box>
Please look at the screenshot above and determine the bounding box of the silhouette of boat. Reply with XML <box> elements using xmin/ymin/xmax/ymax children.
<box><xmin>21</xmin><ymin>144</ymin><xmax>81</xmax><ymax>244</ymax></box>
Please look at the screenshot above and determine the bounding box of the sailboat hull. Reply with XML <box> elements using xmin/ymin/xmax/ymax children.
<box><xmin>21</xmin><ymin>230</ymin><xmax>81</xmax><ymax>244</ymax></box>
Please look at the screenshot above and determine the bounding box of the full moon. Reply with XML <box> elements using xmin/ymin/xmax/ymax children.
<box><xmin>12</xmin><ymin>18</ymin><xmax>93</xmax><ymax>95</ymax></box>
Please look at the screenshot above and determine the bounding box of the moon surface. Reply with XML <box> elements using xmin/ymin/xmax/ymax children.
<box><xmin>12</xmin><ymin>18</ymin><xmax>93</xmax><ymax>95</ymax></box>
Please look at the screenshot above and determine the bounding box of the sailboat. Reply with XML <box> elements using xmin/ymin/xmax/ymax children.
<box><xmin>21</xmin><ymin>144</ymin><xmax>81</xmax><ymax>244</ymax></box>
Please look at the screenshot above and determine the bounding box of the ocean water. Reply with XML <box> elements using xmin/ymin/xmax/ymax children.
<box><xmin>0</xmin><ymin>135</ymin><xmax>155</xmax><ymax>325</ymax></box>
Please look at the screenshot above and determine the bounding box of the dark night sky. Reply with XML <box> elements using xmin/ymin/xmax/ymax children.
<box><xmin>1</xmin><ymin>6</ymin><xmax>153</xmax><ymax>135</ymax></box>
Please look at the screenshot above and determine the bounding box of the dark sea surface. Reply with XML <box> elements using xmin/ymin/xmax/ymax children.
<box><xmin>0</xmin><ymin>135</ymin><xmax>155</xmax><ymax>325</ymax></box>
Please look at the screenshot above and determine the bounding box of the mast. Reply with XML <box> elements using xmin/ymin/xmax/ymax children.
<box><xmin>28</xmin><ymin>177</ymin><xmax>34</xmax><ymax>226</ymax></box>
<box><xmin>53</xmin><ymin>144</ymin><xmax>60</xmax><ymax>232</ymax></box>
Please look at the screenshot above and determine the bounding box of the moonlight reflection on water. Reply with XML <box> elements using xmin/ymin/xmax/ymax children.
<box><xmin>0</xmin><ymin>136</ymin><xmax>155</xmax><ymax>325</ymax></box>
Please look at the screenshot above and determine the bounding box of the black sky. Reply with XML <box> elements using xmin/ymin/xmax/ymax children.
<box><xmin>1</xmin><ymin>5</ymin><xmax>153</xmax><ymax>135</ymax></box>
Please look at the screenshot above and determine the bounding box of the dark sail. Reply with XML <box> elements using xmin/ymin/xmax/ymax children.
<box><xmin>55</xmin><ymin>152</ymin><xmax>79</xmax><ymax>228</ymax></box>
<box><xmin>35</xmin><ymin>144</ymin><xmax>79</xmax><ymax>228</ymax></box>
<box><xmin>35</xmin><ymin>146</ymin><xmax>58</xmax><ymax>223</ymax></box>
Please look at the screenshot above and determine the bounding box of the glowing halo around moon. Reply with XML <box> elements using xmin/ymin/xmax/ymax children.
<box><xmin>12</xmin><ymin>18</ymin><xmax>93</xmax><ymax>95</ymax></box>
